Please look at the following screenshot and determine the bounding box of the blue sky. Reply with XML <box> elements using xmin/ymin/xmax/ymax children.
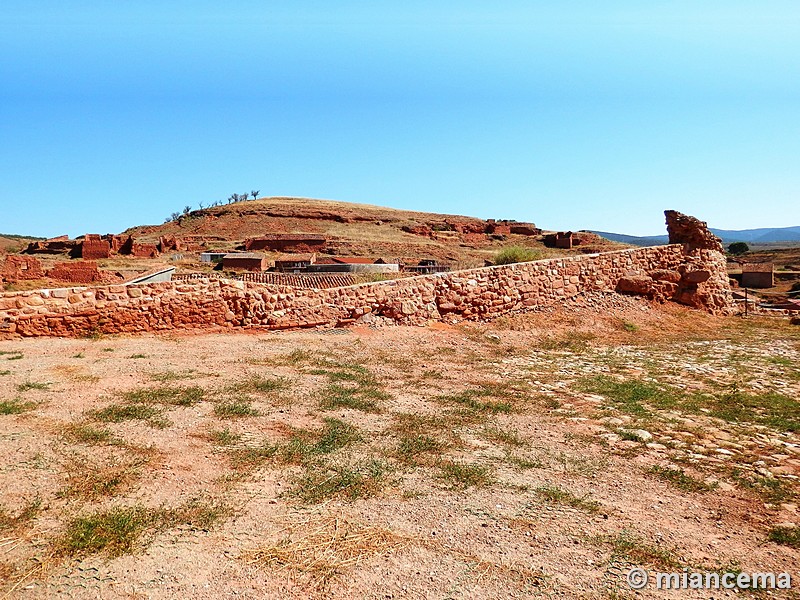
<box><xmin>2</xmin><ymin>1</ymin><xmax>798</xmax><ymax>237</ymax></box>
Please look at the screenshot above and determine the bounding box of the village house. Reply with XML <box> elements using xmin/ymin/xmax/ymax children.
<box><xmin>741</xmin><ymin>262</ymin><xmax>774</xmax><ymax>288</ymax></box>
<box><xmin>222</xmin><ymin>253</ymin><xmax>267</xmax><ymax>272</ymax></box>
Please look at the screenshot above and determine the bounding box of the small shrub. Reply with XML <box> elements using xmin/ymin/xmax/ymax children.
<box><xmin>493</xmin><ymin>246</ymin><xmax>542</xmax><ymax>265</ymax></box>
<box><xmin>727</xmin><ymin>242</ymin><xmax>749</xmax><ymax>255</ymax></box>
<box><xmin>622</xmin><ymin>321</ymin><xmax>639</xmax><ymax>333</ymax></box>
<box><xmin>768</xmin><ymin>526</ymin><xmax>800</xmax><ymax>548</ymax></box>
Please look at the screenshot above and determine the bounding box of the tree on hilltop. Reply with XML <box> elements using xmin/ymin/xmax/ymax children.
<box><xmin>251</xmin><ymin>190</ymin><xmax>259</xmax><ymax>200</ymax></box>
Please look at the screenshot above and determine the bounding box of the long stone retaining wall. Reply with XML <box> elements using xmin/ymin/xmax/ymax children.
<box><xmin>0</xmin><ymin>241</ymin><xmax>732</xmax><ymax>338</ymax></box>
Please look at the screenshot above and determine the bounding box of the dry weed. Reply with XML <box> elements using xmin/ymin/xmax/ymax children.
<box><xmin>245</xmin><ymin>513</ymin><xmax>410</xmax><ymax>588</ymax></box>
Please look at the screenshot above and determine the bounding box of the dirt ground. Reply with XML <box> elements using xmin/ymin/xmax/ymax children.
<box><xmin>1</xmin><ymin>299</ymin><xmax>799</xmax><ymax>599</ymax></box>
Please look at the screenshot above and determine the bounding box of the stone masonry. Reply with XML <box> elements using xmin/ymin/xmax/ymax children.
<box><xmin>0</xmin><ymin>212</ymin><xmax>733</xmax><ymax>338</ymax></box>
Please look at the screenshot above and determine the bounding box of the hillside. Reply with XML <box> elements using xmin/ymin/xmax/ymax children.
<box><xmin>124</xmin><ymin>196</ymin><xmax>622</xmax><ymax>266</ymax></box>
<box><xmin>591</xmin><ymin>224</ymin><xmax>800</xmax><ymax>248</ymax></box>
<box><xmin>0</xmin><ymin>234</ymin><xmax>43</xmax><ymax>253</ymax></box>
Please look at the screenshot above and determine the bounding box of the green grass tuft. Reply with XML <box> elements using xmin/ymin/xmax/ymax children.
<box><xmin>230</xmin><ymin>375</ymin><xmax>290</xmax><ymax>395</ymax></box>
<box><xmin>207</xmin><ymin>428</ymin><xmax>242</xmax><ymax>446</ymax></box>
<box><xmin>436</xmin><ymin>389</ymin><xmax>512</xmax><ymax>415</ymax></box>
<box><xmin>214</xmin><ymin>398</ymin><xmax>260</xmax><ymax>418</ymax></box>
<box><xmin>62</xmin><ymin>423</ymin><xmax>121</xmax><ymax>445</ymax></box>
<box><xmin>648</xmin><ymin>465</ymin><xmax>715</xmax><ymax>493</ymax></box>
<box><xmin>291</xmin><ymin>459</ymin><xmax>389</xmax><ymax>503</ymax></box>
<box><xmin>0</xmin><ymin>398</ymin><xmax>36</xmax><ymax>415</ymax></box>
<box><xmin>120</xmin><ymin>385</ymin><xmax>205</xmax><ymax>406</ymax></box>
<box><xmin>597</xmin><ymin>529</ymin><xmax>681</xmax><ymax>570</ymax></box>
<box><xmin>15</xmin><ymin>381</ymin><xmax>50</xmax><ymax>392</ymax></box>
<box><xmin>150</xmin><ymin>370</ymin><xmax>197</xmax><ymax>382</ymax></box>
<box><xmin>56</xmin><ymin>499</ymin><xmax>227</xmax><ymax>557</ymax></box>
<box><xmin>396</xmin><ymin>434</ymin><xmax>445</xmax><ymax>465</ymax></box>
<box><xmin>90</xmin><ymin>403</ymin><xmax>169</xmax><ymax>428</ymax></box>
<box><xmin>437</xmin><ymin>460</ymin><xmax>494</xmax><ymax>490</ymax></box>
<box><xmin>534</xmin><ymin>484</ymin><xmax>600</xmax><ymax>513</ymax></box>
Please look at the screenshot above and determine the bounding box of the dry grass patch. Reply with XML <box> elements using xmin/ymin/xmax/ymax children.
<box><xmin>227</xmin><ymin>375</ymin><xmax>290</xmax><ymax>396</ymax></box>
<box><xmin>244</xmin><ymin>514</ymin><xmax>410</xmax><ymax>589</ymax></box>
<box><xmin>59</xmin><ymin>453</ymin><xmax>147</xmax><ymax>500</ymax></box>
<box><xmin>0</xmin><ymin>497</ymin><xmax>42</xmax><ymax>533</ymax></box>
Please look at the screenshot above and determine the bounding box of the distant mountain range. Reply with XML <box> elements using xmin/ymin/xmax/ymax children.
<box><xmin>588</xmin><ymin>226</ymin><xmax>800</xmax><ymax>247</ymax></box>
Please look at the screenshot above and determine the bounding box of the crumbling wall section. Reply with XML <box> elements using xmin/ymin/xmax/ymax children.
<box><xmin>1</xmin><ymin>256</ymin><xmax>44</xmax><ymax>283</ymax></box>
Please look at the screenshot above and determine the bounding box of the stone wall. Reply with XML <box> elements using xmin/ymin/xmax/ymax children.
<box><xmin>0</xmin><ymin>242</ymin><xmax>733</xmax><ymax>338</ymax></box>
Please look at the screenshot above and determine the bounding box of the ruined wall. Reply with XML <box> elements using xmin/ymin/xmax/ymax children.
<box><xmin>46</xmin><ymin>261</ymin><xmax>104</xmax><ymax>284</ymax></box>
<box><xmin>0</xmin><ymin>256</ymin><xmax>44</xmax><ymax>283</ymax></box>
<box><xmin>0</xmin><ymin>242</ymin><xmax>732</xmax><ymax>338</ymax></box>
<box><xmin>81</xmin><ymin>235</ymin><xmax>111</xmax><ymax>260</ymax></box>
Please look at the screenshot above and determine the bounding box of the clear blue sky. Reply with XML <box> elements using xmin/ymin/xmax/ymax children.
<box><xmin>2</xmin><ymin>1</ymin><xmax>798</xmax><ymax>237</ymax></box>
